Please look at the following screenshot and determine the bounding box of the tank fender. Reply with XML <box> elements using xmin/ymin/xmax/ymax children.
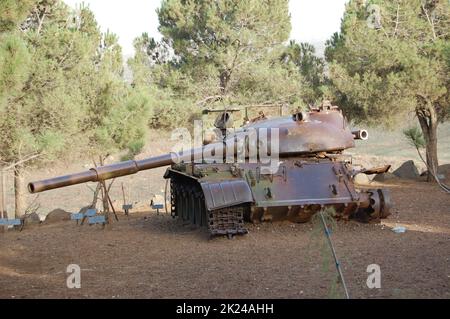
<box><xmin>200</xmin><ymin>180</ymin><xmax>254</xmax><ymax>211</ymax></box>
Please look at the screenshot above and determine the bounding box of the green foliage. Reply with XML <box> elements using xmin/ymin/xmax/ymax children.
<box><xmin>0</xmin><ymin>0</ymin><xmax>149</xmax><ymax>168</ymax></box>
<box><xmin>0</xmin><ymin>2</ymin><xmax>99</xmax><ymax>163</ymax></box>
<box><xmin>36</xmin><ymin>130</ymin><xmax>66</xmax><ymax>160</ymax></box>
<box><xmin>127</xmin><ymin>34</ymin><xmax>173</xmax><ymax>89</ymax></box>
<box><xmin>0</xmin><ymin>0</ymin><xmax>36</xmax><ymax>32</ymax></box>
<box><xmin>128</xmin><ymin>0</ymin><xmax>324</xmax><ymax>129</ymax></box>
<box><xmin>325</xmin><ymin>0</ymin><xmax>450</xmax><ymax>126</ymax></box>
<box><xmin>0</xmin><ymin>33</ymin><xmax>31</xmax><ymax>109</ymax></box>
<box><xmin>158</xmin><ymin>0</ymin><xmax>291</xmax><ymax>67</ymax></box>
<box><xmin>154</xmin><ymin>0</ymin><xmax>306</xmax><ymax>107</ymax></box>
<box><xmin>121</xmin><ymin>140</ymin><xmax>145</xmax><ymax>161</ymax></box>
<box><xmin>94</xmin><ymin>88</ymin><xmax>150</xmax><ymax>158</ymax></box>
<box><xmin>147</xmin><ymin>87</ymin><xmax>199</xmax><ymax>129</ymax></box>
<box><xmin>0</xmin><ymin>0</ymin><xmax>333</xmax><ymax>171</ymax></box>
<box><xmin>127</xmin><ymin>0</ymin><xmax>317</xmax><ymax>133</ymax></box>
<box><xmin>281</xmin><ymin>41</ymin><xmax>326</xmax><ymax>104</ymax></box>
<box><xmin>403</xmin><ymin>126</ymin><xmax>426</xmax><ymax>149</ymax></box>
<box><xmin>325</xmin><ymin>0</ymin><xmax>449</xmax><ymax>179</ymax></box>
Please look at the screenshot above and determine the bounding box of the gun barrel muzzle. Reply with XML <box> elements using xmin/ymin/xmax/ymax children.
<box><xmin>352</xmin><ymin>130</ymin><xmax>369</xmax><ymax>140</ymax></box>
<box><xmin>28</xmin><ymin>170</ymin><xmax>97</xmax><ymax>193</ymax></box>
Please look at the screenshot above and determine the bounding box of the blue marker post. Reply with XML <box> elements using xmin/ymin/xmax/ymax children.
<box><xmin>87</xmin><ymin>215</ymin><xmax>106</xmax><ymax>226</ymax></box>
<box><xmin>122</xmin><ymin>204</ymin><xmax>132</xmax><ymax>216</ymax></box>
<box><xmin>152</xmin><ymin>203</ymin><xmax>164</xmax><ymax>215</ymax></box>
<box><xmin>82</xmin><ymin>208</ymin><xmax>97</xmax><ymax>225</ymax></box>
<box><xmin>70</xmin><ymin>212</ymin><xmax>84</xmax><ymax>225</ymax></box>
<box><xmin>0</xmin><ymin>218</ymin><xmax>23</xmax><ymax>231</ymax></box>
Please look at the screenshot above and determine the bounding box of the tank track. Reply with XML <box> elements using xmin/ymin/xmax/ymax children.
<box><xmin>170</xmin><ymin>176</ymin><xmax>248</xmax><ymax>237</ymax></box>
<box><xmin>208</xmin><ymin>207</ymin><xmax>248</xmax><ymax>237</ymax></box>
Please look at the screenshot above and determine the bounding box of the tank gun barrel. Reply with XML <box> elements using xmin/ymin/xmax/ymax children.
<box><xmin>27</xmin><ymin>149</ymin><xmax>210</xmax><ymax>194</ymax></box>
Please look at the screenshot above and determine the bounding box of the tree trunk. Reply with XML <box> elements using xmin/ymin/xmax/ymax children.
<box><xmin>14</xmin><ymin>165</ymin><xmax>26</xmax><ymax>218</ymax></box>
<box><xmin>417</xmin><ymin>106</ymin><xmax>439</xmax><ymax>182</ymax></box>
<box><xmin>90</xmin><ymin>183</ymin><xmax>101</xmax><ymax>209</ymax></box>
<box><xmin>1</xmin><ymin>169</ymin><xmax>5</xmax><ymax>232</ymax></box>
<box><xmin>425</xmin><ymin>131</ymin><xmax>439</xmax><ymax>182</ymax></box>
<box><xmin>98</xmin><ymin>156</ymin><xmax>109</xmax><ymax>214</ymax></box>
<box><xmin>219</xmin><ymin>69</ymin><xmax>231</xmax><ymax>94</ymax></box>
<box><xmin>0</xmin><ymin>169</ymin><xmax>5</xmax><ymax>219</ymax></box>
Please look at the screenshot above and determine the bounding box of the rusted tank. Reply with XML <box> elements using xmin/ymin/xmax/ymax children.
<box><xmin>28</xmin><ymin>103</ymin><xmax>391</xmax><ymax>237</ymax></box>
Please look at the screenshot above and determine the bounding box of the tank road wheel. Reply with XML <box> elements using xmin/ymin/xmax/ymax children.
<box><xmin>170</xmin><ymin>179</ymin><xmax>177</xmax><ymax>219</ymax></box>
<box><xmin>287</xmin><ymin>205</ymin><xmax>321</xmax><ymax>223</ymax></box>
<box><xmin>354</xmin><ymin>189</ymin><xmax>392</xmax><ymax>223</ymax></box>
<box><xmin>378</xmin><ymin>189</ymin><xmax>392</xmax><ymax>219</ymax></box>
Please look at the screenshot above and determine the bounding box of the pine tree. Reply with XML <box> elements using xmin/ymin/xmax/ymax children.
<box><xmin>281</xmin><ymin>41</ymin><xmax>326</xmax><ymax>104</ymax></box>
<box><xmin>89</xmin><ymin>31</ymin><xmax>150</xmax><ymax>160</ymax></box>
<box><xmin>0</xmin><ymin>1</ymin><xmax>150</xmax><ymax>217</ymax></box>
<box><xmin>326</xmin><ymin>0</ymin><xmax>450</xmax><ymax>181</ymax></box>
<box><xmin>0</xmin><ymin>0</ymin><xmax>36</xmax><ymax>32</ymax></box>
<box><xmin>156</xmin><ymin>0</ymin><xmax>306</xmax><ymax>107</ymax></box>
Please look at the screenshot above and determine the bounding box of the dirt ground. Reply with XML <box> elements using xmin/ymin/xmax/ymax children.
<box><xmin>0</xmin><ymin>178</ymin><xmax>449</xmax><ymax>299</ymax></box>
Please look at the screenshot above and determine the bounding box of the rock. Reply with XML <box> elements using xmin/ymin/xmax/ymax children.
<box><xmin>354</xmin><ymin>173</ymin><xmax>370</xmax><ymax>184</ymax></box>
<box><xmin>438</xmin><ymin>164</ymin><xmax>450</xmax><ymax>175</ymax></box>
<box><xmin>44</xmin><ymin>209</ymin><xmax>71</xmax><ymax>224</ymax></box>
<box><xmin>23</xmin><ymin>212</ymin><xmax>41</xmax><ymax>226</ymax></box>
<box><xmin>393</xmin><ymin>160</ymin><xmax>419</xmax><ymax>179</ymax></box>
<box><xmin>373</xmin><ymin>172</ymin><xmax>398</xmax><ymax>182</ymax></box>
<box><xmin>422</xmin><ymin>164</ymin><xmax>450</xmax><ymax>182</ymax></box>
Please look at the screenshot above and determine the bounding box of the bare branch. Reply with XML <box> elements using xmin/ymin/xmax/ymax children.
<box><xmin>196</xmin><ymin>95</ymin><xmax>223</xmax><ymax>106</ymax></box>
<box><xmin>421</xmin><ymin>4</ymin><xmax>437</xmax><ymax>40</ymax></box>
<box><xmin>393</xmin><ymin>1</ymin><xmax>400</xmax><ymax>37</ymax></box>
<box><xmin>3</xmin><ymin>154</ymin><xmax>42</xmax><ymax>171</ymax></box>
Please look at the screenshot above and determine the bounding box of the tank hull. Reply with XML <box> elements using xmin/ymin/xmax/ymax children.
<box><xmin>165</xmin><ymin>156</ymin><xmax>391</xmax><ymax>236</ymax></box>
